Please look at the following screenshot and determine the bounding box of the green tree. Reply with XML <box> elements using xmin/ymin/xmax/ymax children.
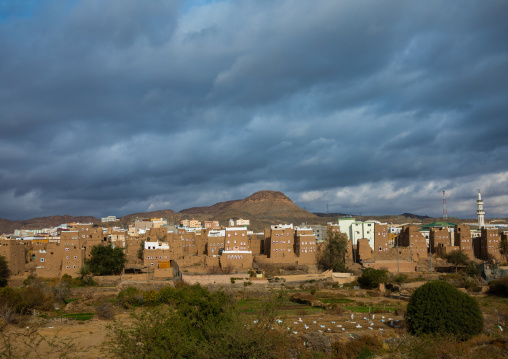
<box><xmin>319</xmin><ymin>230</ymin><xmax>349</xmax><ymax>272</ymax></box>
<box><xmin>406</xmin><ymin>281</ymin><xmax>483</xmax><ymax>340</ymax></box>
<box><xmin>358</xmin><ymin>268</ymin><xmax>389</xmax><ymax>289</ymax></box>
<box><xmin>0</xmin><ymin>255</ymin><xmax>10</xmax><ymax>287</ymax></box>
<box><xmin>444</xmin><ymin>250</ymin><xmax>469</xmax><ymax>272</ymax></box>
<box><xmin>86</xmin><ymin>244</ymin><xmax>126</xmax><ymax>275</ymax></box>
<box><xmin>137</xmin><ymin>240</ymin><xmax>145</xmax><ymax>261</ymax></box>
<box><xmin>499</xmin><ymin>237</ymin><xmax>508</xmax><ymax>263</ymax></box>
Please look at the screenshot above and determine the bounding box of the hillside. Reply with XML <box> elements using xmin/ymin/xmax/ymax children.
<box><xmin>186</xmin><ymin>191</ymin><xmax>321</xmax><ymax>231</ymax></box>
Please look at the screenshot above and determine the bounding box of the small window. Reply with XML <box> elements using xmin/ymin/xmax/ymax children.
<box><xmin>40</xmin><ymin>258</ymin><xmax>45</xmax><ymax>262</ymax></box>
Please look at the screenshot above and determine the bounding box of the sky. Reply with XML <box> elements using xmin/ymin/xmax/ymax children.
<box><xmin>1</xmin><ymin>0</ymin><xmax>507</xmax><ymax>220</ymax></box>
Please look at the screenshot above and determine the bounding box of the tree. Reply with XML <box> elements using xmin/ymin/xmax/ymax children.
<box><xmin>319</xmin><ymin>230</ymin><xmax>349</xmax><ymax>272</ymax></box>
<box><xmin>444</xmin><ymin>250</ymin><xmax>469</xmax><ymax>272</ymax></box>
<box><xmin>137</xmin><ymin>240</ymin><xmax>145</xmax><ymax>261</ymax></box>
<box><xmin>86</xmin><ymin>244</ymin><xmax>126</xmax><ymax>275</ymax></box>
<box><xmin>358</xmin><ymin>268</ymin><xmax>389</xmax><ymax>289</ymax></box>
<box><xmin>0</xmin><ymin>255</ymin><xmax>10</xmax><ymax>287</ymax></box>
<box><xmin>406</xmin><ymin>281</ymin><xmax>483</xmax><ymax>340</ymax></box>
<box><xmin>499</xmin><ymin>237</ymin><xmax>508</xmax><ymax>263</ymax></box>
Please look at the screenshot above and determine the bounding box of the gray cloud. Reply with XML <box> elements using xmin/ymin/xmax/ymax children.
<box><xmin>0</xmin><ymin>0</ymin><xmax>507</xmax><ymax>220</ymax></box>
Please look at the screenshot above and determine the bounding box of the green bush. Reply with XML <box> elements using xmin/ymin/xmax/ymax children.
<box><xmin>465</xmin><ymin>261</ymin><xmax>480</xmax><ymax>277</ymax></box>
<box><xmin>142</xmin><ymin>290</ymin><xmax>159</xmax><ymax>306</ymax></box>
<box><xmin>358</xmin><ymin>268</ymin><xmax>389</xmax><ymax>289</ymax></box>
<box><xmin>158</xmin><ymin>286</ymin><xmax>176</xmax><ymax>304</ymax></box>
<box><xmin>117</xmin><ymin>287</ymin><xmax>144</xmax><ymax>308</ymax></box>
<box><xmin>104</xmin><ymin>285</ymin><xmax>287</xmax><ymax>358</ymax></box>
<box><xmin>406</xmin><ymin>281</ymin><xmax>483</xmax><ymax>340</ymax></box>
<box><xmin>488</xmin><ymin>276</ymin><xmax>508</xmax><ymax>297</ymax></box>
<box><xmin>393</xmin><ymin>274</ymin><xmax>407</xmax><ymax>284</ymax></box>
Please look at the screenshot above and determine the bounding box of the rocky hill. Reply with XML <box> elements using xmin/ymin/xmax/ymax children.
<box><xmin>183</xmin><ymin>191</ymin><xmax>321</xmax><ymax>231</ymax></box>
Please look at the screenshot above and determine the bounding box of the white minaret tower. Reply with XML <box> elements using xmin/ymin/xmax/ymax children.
<box><xmin>476</xmin><ymin>190</ymin><xmax>485</xmax><ymax>229</ymax></box>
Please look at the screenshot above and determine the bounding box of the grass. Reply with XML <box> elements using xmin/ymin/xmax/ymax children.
<box><xmin>63</xmin><ymin>298</ymin><xmax>80</xmax><ymax>304</ymax></box>
<box><xmin>320</xmin><ymin>298</ymin><xmax>355</xmax><ymax>304</ymax></box>
<box><xmin>60</xmin><ymin>312</ymin><xmax>94</xmax><ymax>321</ymax></box>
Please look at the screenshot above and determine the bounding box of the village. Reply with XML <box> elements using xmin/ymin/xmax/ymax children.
<box><xmin>0</xmin><ymin>190</ymin><xmax>505</xmax><ymax>283</ymax></box>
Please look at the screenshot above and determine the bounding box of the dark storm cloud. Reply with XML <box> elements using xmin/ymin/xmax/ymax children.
<box><xmin>0</xmin><ymin>0</ymin><xmax>507</xmax><ymax>221</ymax></box>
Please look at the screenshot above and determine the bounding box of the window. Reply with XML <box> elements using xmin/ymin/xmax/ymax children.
<box><xmin>40</xmin><ymin>258</ymin><xmax>45</xmax><ymax>262</ymax></box>
<box><xmin>74</xmin><ymin>256</ymin><xmax>77</xmax><ymax>259</ymax></box>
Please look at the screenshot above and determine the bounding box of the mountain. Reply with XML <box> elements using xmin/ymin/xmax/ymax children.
<box><xmin>179</xmin><ymin>191</ymin><xmax>320</xmax><ymax>231</ymax></box>
<box><xmin>0</xmin><ymin>215</ymin><xmax>99</xmax><ymax>235</ymax></box>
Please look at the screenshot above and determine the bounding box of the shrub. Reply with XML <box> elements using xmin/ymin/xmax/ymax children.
<box><xmin>158</xmin><ymin>286</ymin><xmax>176</xmax><ymax>304</ymax></box>
<box><xmin>465</xmin><ymin>261</ymin><xmax>480</xmax><ymax>277</ymax></box>
<box><xmin>117</xmin><ymin>287</ymin><xmax>144</xmax><ymax>308</ymax></box>
<box><xmin>393</xmin><ymin>274</ymin><xmax>407</xmax><ymax>284</ymax></box>
<box><xmin>358</xmin><ymin>268</ymin><xmax>389</xmax><ymax>289</ymax></box>
<box><xmin>104</xmin><ymin>286</ymin><xmax>287</xmax><ymax>359</ymax></box>
<box><xmin>405</xmin><ymin>281</ymin><xmax>483</xmax><ymax>340</ymax></box>
<box><xmin>332</xmin><ymin>335</ymin><xmax>382</xmax><ymax>359</ymax></box>
<box><xmin>142</xmin><ymin>290</ymin><xmax>159</xmax><ymax>306</ymax></box>
<box><xmin>488</xmin><ymin>276</ymin><xmax>508</xmax><ymax>297</ymax></box>
<box><xmin>96</xmin><ymin>300</ymin><xmax>115</xmax><ymax>320</ymax></box>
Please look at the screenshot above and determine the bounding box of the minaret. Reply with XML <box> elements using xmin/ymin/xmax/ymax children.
<box><xmin>476</xmin><ymin>190</ymin><xmax>485</xmax><ymax>229</ymax></box>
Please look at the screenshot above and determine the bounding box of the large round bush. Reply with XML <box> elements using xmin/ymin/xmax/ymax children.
<box><xmin>405</xmin><ymin>281</ymin><xmax>483</xmax><ymax>339</ymax></box>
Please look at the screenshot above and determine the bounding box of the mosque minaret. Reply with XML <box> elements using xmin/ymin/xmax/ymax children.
<box><xmin>476</xmin><ymin>190</ymin><xmax>485</xmax><ymax>229</ymax></box>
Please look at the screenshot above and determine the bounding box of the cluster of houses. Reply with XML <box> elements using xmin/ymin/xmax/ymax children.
<box><xmin>1</xmin><ymin>207</ymin><xmax>506</xmax><ymax>279</ymax></box>
<box><xmin>0</xmin><ymin>218</ymin><xmax>318</xmax><ymax>278</ymax></box>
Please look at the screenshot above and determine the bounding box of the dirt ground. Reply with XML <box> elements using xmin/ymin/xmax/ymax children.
<box><xmin>1</xmin><ymin>286</ymin><xmax>506</xmax><ymax>358</ymax></box>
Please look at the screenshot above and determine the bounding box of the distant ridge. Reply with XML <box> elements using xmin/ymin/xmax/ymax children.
<box><xmin>401</xmin><ymin>213</ymin><xmax>430</xmax><ymax>220</ymax></box>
